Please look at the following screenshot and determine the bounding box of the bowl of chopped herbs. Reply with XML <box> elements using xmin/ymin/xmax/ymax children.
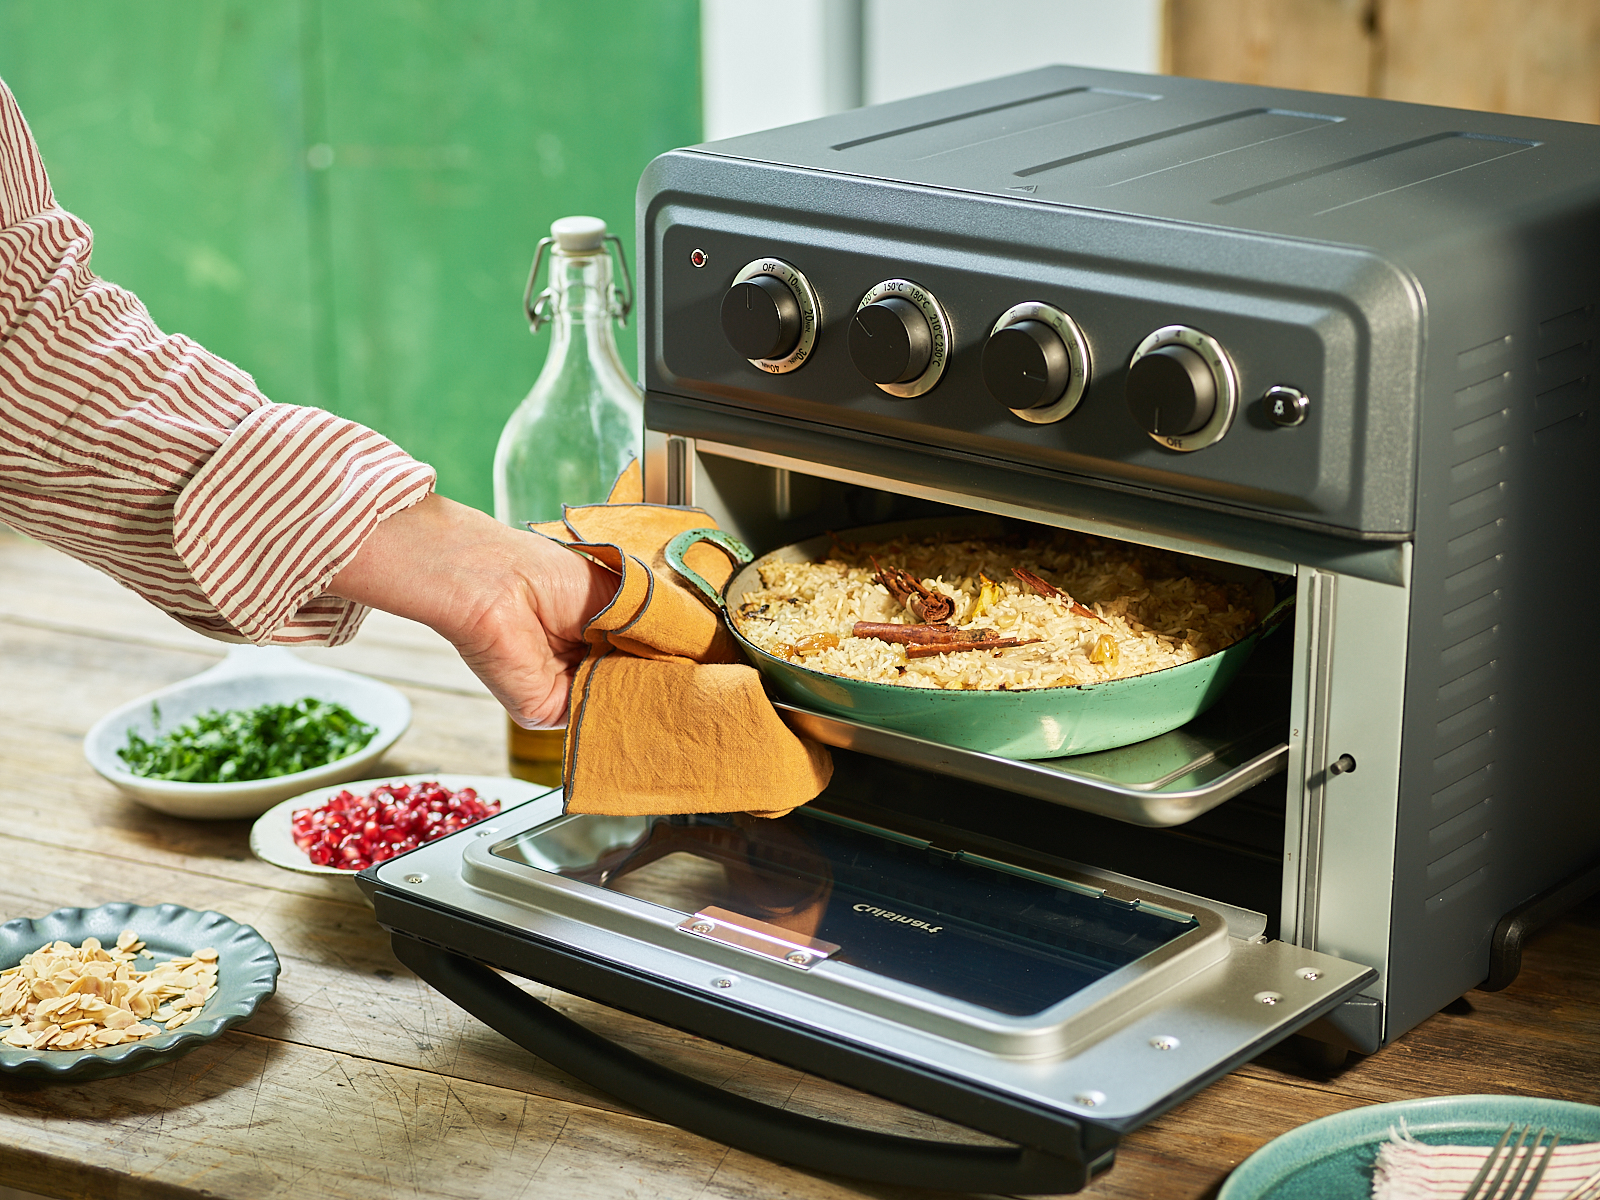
<box><xmin>83</xmin><ymin>646</ymin><xmax>411</xmax><ymax>818</ymax></box>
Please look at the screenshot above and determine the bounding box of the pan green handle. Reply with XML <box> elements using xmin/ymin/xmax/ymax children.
<box><xmin>664</xmin><ymin>528</ymin><xmax>754</xmax><ymax>612</ymax></box>
<box><xmin>1259</xmin><ymin>593</ymin><xmax>1295</xmax><ymax>640</ymax></box>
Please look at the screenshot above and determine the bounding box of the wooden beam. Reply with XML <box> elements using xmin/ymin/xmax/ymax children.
<box><xmin>1164</xmin><ymin>0</ymin><xmax>1377</xmax><ymax>97</ymax></box>
<box><xmin>1376</xmin><ymin>0</ymin><xmax>1600</xmax><ymax>123</ymax></box>
<box><xmin>1166</xmin><ymin>0</ymin><xmax>1600</xmax><ymax>123</ymax></box>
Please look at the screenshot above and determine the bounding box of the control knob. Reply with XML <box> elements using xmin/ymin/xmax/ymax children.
<box><xmin>850</xmin><ymin>296</ymin><xmax>931</xmax><ymax>384</ymax></box>
<box><xmin>722</xmin><ymin>275</ymin><xmax>800</xmax><ymax>361</ymax></box>
<box><xmin>1126</xmin><ymin>345</ymin><xmax>1214</xmax><ymax>436</ymax></box>
<box><xmin>1126</xmin><ymin>325</ymin><xmax>1238</xmax><ymax>451</ymax></box>
<box><xmin>849</xmin><ymin>280</ymin><xmax>952</xmax><ymax>397</ymax></box>
<box><xmin>982</xmin><ymin>302</ymin><xmax>1091</xmax><ymax>423</ymax></box>
<box><xmin>721</xmin><ymin>259</ymin><xmax>820</xmax><ymax>374</ymax></box>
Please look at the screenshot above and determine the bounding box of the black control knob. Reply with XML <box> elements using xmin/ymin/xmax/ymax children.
<box><xmin>849</xmin><ymin>296</ymin><xmax>932</xmax><ymax>384</ymax></box>
<box><xmin>1126</xmin><ymin>344</ymin><xmax>1217</xmax><ymax>437</ymax></box>
<box><xmin>982</xmin><ymin>320</ymin><xmax>1070</xmax><ymax>410</ymax></box>
<box><xmin>721</xmin><ymin>274</ymin><xmax>801</xmax><ymax>361</ymax></box>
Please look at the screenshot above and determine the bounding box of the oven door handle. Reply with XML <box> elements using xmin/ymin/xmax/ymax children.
<box><xmin>391</xmin><ymin>932</ymin><xmax>1098</xmax><ymax>1194</ymax></box>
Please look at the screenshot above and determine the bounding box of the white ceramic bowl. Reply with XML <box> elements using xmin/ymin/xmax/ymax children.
<box><xmin>83</xmin><ymin>646</ymin><xmax>411</xmax><ymax>820</ymax></box>
<box><xmin>250</xmin><ymin>774</ymin><xmax>555</xmax><ymax>878</ymax></box>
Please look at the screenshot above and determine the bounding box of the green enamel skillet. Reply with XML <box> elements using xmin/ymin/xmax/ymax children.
<box><xmin>666</xmin><ymin>516</ymin><xmax>1292</xmax><ymax>761</ymax></box>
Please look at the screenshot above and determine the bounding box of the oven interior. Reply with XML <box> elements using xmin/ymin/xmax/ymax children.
<box><xmin>677</xmin><ymin>447</ymin><xmax>1298</xmax><ymax>936</ymax></box>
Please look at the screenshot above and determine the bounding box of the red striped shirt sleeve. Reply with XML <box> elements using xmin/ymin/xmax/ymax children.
<box><xmin>0</xmin><ymin>76</ymin><xmax>436</xmax><ymax>645</ymax></box>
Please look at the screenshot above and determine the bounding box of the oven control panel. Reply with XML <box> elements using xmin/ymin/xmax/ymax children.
<box><xmin>645</xmin><ymin>187</ymin><xmax>1414</xmax><ymax>536</ymax></box>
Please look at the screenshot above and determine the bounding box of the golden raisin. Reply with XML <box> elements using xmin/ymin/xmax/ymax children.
<box><xmin>1090</xmin><ymin>633</ymin><xmax>1120</xmax><ymax>666</ymax></box>
<box><xmin>793</xmin><ymin>632</ymin><xmax>840</xmax><ymax>655</ymax></box>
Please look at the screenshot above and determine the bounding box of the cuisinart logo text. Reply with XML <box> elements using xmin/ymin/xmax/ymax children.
<box><xmin>854</xmin><ymin>903</ymin><xmax>942</xmax><ymax>934</ymax></box>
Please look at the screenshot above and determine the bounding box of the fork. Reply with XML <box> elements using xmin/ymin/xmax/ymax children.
<box><xmin>1554</xmin><ymin>1164</ymin><xmax>1600</xmax><ymax>1200</ymax></box>
<box><xmin>1459</xmin><ymin>1124</ymin><xmax>1562</xmax><ymax>1200</ymax></box>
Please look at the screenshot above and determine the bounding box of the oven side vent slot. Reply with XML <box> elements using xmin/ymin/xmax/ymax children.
<box><xmin>1533</xmin><ymin>303</ymin><xmax>1596</xmax><ymax>443</ymax></box>
<box><xmin>1406</xmin><ymin>301</ymin><xmax>1597</xmax><ymax>999</ymax></box>
<box><xmin>1424</xmin><ymin>335</ymin><xmax>1520</xmax><ymax>905</ymax></box>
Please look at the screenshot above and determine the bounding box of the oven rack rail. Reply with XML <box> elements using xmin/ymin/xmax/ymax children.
<box><xmin>774</xmin><ymin>702</ymin><xmax>1288</xmax><ymax>828</ymax></box>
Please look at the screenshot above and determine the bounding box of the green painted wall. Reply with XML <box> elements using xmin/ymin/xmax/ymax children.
<box><xmin>0</xmin><ymin>1</ymin><xmax>700</xmax><ymax>512</ymax></box>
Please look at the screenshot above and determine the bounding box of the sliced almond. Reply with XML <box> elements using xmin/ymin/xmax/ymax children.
<box><xmin>5</xmin><ymin>932</ymin><xmax>220</xmax><ymax>1052</ymax></box>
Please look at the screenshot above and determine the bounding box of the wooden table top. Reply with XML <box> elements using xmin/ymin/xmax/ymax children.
<box><xmin>3</xmin><ymin>526</ymin><xmax>1597</xmax><ymax>1200</ymax></box>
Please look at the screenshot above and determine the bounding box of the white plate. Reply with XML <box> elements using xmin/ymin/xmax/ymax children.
<box><xmin>83</xmin><ymin>645</ymin><xmax>411</xmax><ymax>819</ymax></box>
<box><xmin>250</xmin><ymin>774</ymin><xmax>556</xmax><ymax>877</ymax></box>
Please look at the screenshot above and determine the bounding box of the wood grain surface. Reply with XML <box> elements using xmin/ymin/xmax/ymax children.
<box><xmin>3</xmin><ymin>526</ymin><xmax>1597</xmax><ymax>1200</ymax></box>
<box><xmin>1165</xmin><ymin>0</ymin><xmax>1600</xmax><ymax>123</ymax></box>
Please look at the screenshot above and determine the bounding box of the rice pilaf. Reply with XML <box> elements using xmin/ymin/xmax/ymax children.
<box><xmin>731</xmin><ymin>532</ymin><xmax>1259</xmax><ymax>691</ymax></box>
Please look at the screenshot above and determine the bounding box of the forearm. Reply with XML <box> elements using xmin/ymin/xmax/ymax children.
<box><xmin>1</xmin><ymin>75</ymin><xmax>436</xmax><ymax>646</ymax></box>
<box><xmin>325</xmin><ymin>494</ymin><xmax>522</xmax><ymax>635</ymax></box>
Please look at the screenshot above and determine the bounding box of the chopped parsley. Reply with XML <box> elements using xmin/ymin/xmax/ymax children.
<box><xmin>116</xmin><ymin>698</ymin><xmax>378</xmax><ymax>783</ymax></box>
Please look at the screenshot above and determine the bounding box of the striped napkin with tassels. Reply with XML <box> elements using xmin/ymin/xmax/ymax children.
<box><xmin>1373</xmin><ymin>1129</ymin><xmax>1600</xmax><ymax>1199</ymax></box>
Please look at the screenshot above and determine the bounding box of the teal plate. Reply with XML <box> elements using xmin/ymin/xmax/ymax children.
<box><xmin>1221</xmin><ymin>1094</ymin><xmax>1600</xmax><ymax>1200</ymax></box>
<box><xmin>0</xmin><ymin>902</ymin><xmax>279</xmax><ymax>1082</ymax></box>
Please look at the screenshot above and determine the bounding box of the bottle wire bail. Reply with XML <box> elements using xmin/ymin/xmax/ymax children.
<box><xmin>522</xmin><ymin>232</ymin><xmax>635</xmax><ymax>334</ymax></box>
<box><xmin>522</xmin><ymin>235</ymin><xmax>558</xmax><ymax>334</ymax></box>
<box><xmin>604</xmin><ymin>234</ymin><xmax>635</xmax><ymax>326</ymax></box>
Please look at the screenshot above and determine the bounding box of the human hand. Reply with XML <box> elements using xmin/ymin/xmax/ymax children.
<box><xmin>326</xmin><ymin>494</ymin><xmax>617</xmax><ymax>726</ymax></box>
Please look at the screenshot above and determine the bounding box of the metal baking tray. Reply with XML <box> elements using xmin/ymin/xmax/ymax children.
<box><xmin>774</xmin><ymin>698</ymin><xmax>1288</xmax><ymax>828</ymax></box>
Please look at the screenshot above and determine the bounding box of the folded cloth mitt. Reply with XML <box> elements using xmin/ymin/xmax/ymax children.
<box><xmin>533</xmin><ymin>463</ymin><xmax>832</xmax><ymax>818</ymax></box>
<box><xmin>1373</xmin><ymin>1129</ymin><xmax>1600</xmax><ymax>1199</ymax></box>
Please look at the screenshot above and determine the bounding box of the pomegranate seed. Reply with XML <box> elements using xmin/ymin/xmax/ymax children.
<box><xmin>290</xmin><ymin>782</ymin><xmax>501</xmax><ymax>871</ymax></box>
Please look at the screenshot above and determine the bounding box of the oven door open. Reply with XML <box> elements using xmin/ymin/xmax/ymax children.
<box><xmin>363</xmin><ymin>790</ymin><xmax>1372</xmax><ymax>1194</ymax></box>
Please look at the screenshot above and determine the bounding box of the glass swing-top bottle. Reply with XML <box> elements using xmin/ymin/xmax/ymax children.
<box><xmin>494</xmin><ymin>214</ymin><xmax>642</xmax><ymax>527</ymax></box>
<box><xmin>494</xmin><ymin>215</ymin><xmax>642</xmax><ymax>784</ymax></box>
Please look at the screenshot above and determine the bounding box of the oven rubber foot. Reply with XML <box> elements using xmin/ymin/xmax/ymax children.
<box><xmin>1480</xmin><ymin>856</ymin><xmax>1600</xmax><ymax>992</ymax></box>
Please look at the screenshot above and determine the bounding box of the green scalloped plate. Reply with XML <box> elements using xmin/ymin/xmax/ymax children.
<box><xmin>0</xmin><ymin>902</ymin><xmax>279</xmax><ymax>1081</ymax></box>
<box><xmin>1220</xmin><ymin>1094</ymin><xmax>1600</xmax><ymax>1199</ymax></box>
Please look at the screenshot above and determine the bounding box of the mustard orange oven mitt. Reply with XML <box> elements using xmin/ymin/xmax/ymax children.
<box><xmin>532</xmin><ymin>464</ymin><xmax>832</xmax><ymax>818</ymax></box>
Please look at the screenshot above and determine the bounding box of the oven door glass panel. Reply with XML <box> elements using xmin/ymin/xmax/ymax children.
<box><xmin>387</xmin><ymin>792</ymin><xmax>1376</xmax><ymax>1118</ymax></box>
<box><xmin>491</xmin><ymin>808</ymin><xmax>1197</xmax><ymax>1017</ymax></box>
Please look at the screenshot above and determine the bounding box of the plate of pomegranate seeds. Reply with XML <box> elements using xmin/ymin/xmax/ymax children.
<box><xmin>249</xmin><ymin>775</ymin><xmax>555</xmax><ymax>879</ymax></box>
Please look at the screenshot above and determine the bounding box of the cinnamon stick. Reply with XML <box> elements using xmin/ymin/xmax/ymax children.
<box><xmin>871</xmin><ymin>558</ymin><xmax>956</xmax><ymax>624</ymax></box>
<box><xmin>1011</xmin><ymin>567</ymin><xmax>1104</xmax><ymax>623</ymax></box>
<box><xmin>853</xmin><ymin>622</ymin><xmax>975</xmax><ymax>645</ymax></box>
<box><xmin>904</xmin><ymin>638</ymin><xmax>1038</xmax><ymax>659</ymax></box>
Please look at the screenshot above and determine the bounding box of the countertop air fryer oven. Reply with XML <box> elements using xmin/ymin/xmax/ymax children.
<box><xmin>364</xmin><ymin>66</ymin><xmax>1600</xmax><ymax>1194</ymax></box>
